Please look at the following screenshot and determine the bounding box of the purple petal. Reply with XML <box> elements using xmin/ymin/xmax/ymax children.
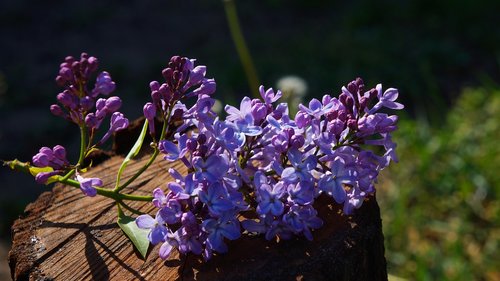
<box><xmin>332</xmin><ymin>181</ymin><xmax>347</xmax><ymax>204</ymax></box>
<box><xmin>281</xmin><ymin>167</ymin><xmax>298</xmax><ymax>182</ymax></box>
<box><xmin>159</xmin><ymin>241</ymin><xmax>174</xmax><ymax>259</ymax></box>
<box><xmin>136</xmin><ymin>214</ymin><xmax>156</xmax><ymax>229</ymax></box>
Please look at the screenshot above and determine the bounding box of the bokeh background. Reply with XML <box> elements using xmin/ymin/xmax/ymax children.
<box><xmin>1</xmin><ymin>0</ymin><xmax>499</xmax><ymax>280</ymax></box>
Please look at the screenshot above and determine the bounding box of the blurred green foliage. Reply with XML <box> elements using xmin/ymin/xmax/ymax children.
<box><xmin>379</xmin><ymin>86</ymin><xmax>500</xmax><ymax>280</ymax></box>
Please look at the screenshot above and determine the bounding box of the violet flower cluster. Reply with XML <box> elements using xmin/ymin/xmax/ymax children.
<box><xmin>136</xmin><ymin>57</ymin><xmax>404</xmax><ymax>260</ymax></box>
<box><xmin>32</xmin><ymin>53</ymin><xmax>129</xmax><ymax>195</ymax></box>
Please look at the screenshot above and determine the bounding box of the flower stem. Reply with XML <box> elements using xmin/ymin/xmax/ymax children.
<box><xmin>223</xmin><ymin>0</ymin><xmax>260</xmax><ymax>99</ymax></box>
<box><xmin>59</xmin><ymin>177</ymin><xmax>153</xmax><ymax>202</ymax></box>
<box><xmin>116</xmin><ymin>114</ymin><xmax>169</xmax><ymax>191</ymax></box>
<box><xmin>78</xmin><ymin>125</ymin><xmax>87</xmax><ymax>167</ymax></box>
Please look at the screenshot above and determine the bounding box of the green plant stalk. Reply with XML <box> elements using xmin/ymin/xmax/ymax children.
<box><xmin>223</xmin><ymin>0</ymin><xmax>260</xmax><ymax>99</ymax></box>
<box><xmin>114</xmin><ymin>120</ymin><xmax>150</xmax><ymax>191</ymax></box>
<box><xmin>116</xmin><ymin>114</ymin><xmax>169</xmax><ymax>191</ymax></box>
<box><xmin>77</xmin><ymin>125</ymin><xmax>87</xmax><ymax>167</ymax></box>
<box><xmin>59</xmin><ymin>177</ymin><xmax>153</xmax><ymax>202</ymax></box>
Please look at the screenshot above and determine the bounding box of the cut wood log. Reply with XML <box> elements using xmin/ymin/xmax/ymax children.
<box><xmin>9</xmin><ymin>123</ymin><xmax>388</xmax><ymax>281</ymax></box>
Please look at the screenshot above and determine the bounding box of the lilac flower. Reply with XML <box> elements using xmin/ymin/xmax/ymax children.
<box><xmin>271</xmin><ymin>132</ymin><xmax>289</xmax><ymax>153</ymax></box>
<box><xmin>189</xmin><ymin>78</ymin><xmax>216</xmax><ymax>97</ymax></box>
<box><xmin>368</xmin><ymin>84</ymin><xmax>404</xmax><ymax>114</ymax></box>
<box><xmin>161</xmin><ymin>198</ymin><xmax>184</xmax><ymax>224</ymax></box>
<box><xmin>57</xmin><ymin>90</ymin><xmax>78</xmax><ymax>109</ymax></box>
<box><xmin>158</xmin><ymin>231</ymin><xmax>179</xmax><ymax>259</ymax></box>
<box><xmin>136</xmin><ymin>210</ymin><xmax>169</xmax><ymax>245</ymax></box>
<box><xmin>318</xmin><ymin>157</ymin><xmax>354</xmax><ymax>204</ymax></box>
<box><xmin>254</xmin><ymin>172</ymin><xmax>286</xmax><ymax>216</ymax></box>
<box><xmin>202</xmin><ymin>215</ymin><xmax>241</xmax><ymax>253</ymax></box>
<box><xmin>225</xmin><ymin>96</ymin><xmax>253</xmax><ymax>122</ymax></box>
<box><xmin>185</xmin><ymin>65</ymin><xmax>207</xmax><ymax>88</ymax></box>
<box><xmin>343</xmin><ymin>188</ymin><xmax>366</xmax><ymax>215</ymax></box>
<box><xmin>199</xmin><ymin>182</ymin><xmax>234</xmax><ymax>216</ymax></box>
<box><xmin>98</xmin><ymin>112</ymin><xmax>129</xmax><ymax>144</ymax></box>
<box><xmin>282</xmin><ymin>205</ymin><xmax>323</xmax><ymax>240</ymax></box>
<box><xmin>193</xmin><ymin>155</ymin><xmax>229</xmax><ymax>182</ymax></box>
<box><xmin>104</xmin><ymin>96</ymin><xmax>122</xmax><ymax>112</ymax></box>
<box><xmin>281</xmin><ymin>149</ymin><xmax>317</xmax><ymax>183</ymax></box>
<box><xmin>259</xmin><ymin>85</ymin><xmax>282</xmax><ymax>104</ymax></box>
<box><xmin>76</xmin><ymin>175</ymin><xmax>102</xmax><ymax>197</ymax></box>
<box><xmin>167</xmin><ymin>182</ymin><xmax>191</xmax><ymax>200</ymax></box>
<box><xmin>176</xmin><ymin>212</ymin><xmax>203</xmax><ymax>255</ymax></box>
<box><xmin>92</xmin><ymin>71</ymin><xmax>116</xmax><ymax>97</ymax></box>
<box><xmin>298</xmin><ymin>98</ymin><xmax>333</xmax><ymax>119</ymax></box>
<box><xmin>207</xmin><ymin>119</ymin><xmax>245</xmax><ymax>151</ymax></box>
<box><xmin>35</xmin><ymin>171</ymin><xmax>60</xmax><ymax>184</ymax></box>
<box><xmin>159</xmin><ymin>135</ymin><xmax>188</xmax><ymax>162</ymax></box>
<box><xmin>357</xmin><ymin>113</ymin><xmax>398</xmax><ymax>137</ymax></box>
<box><xmin>365</xmin><ymin>133</ymin><xmax>398</xmax><ymax>164</ymax></box>
<box><xmin>152</xmin><ymin>188</ymin><xmax>168</xmax><ymax>208</ymax></box>
<box><xmin>235</xmin><ymin>114</ymin><xmax>263</xmax><ymax>136</ymax></box>
<box><xmin>287</xmin><ymin>181</ymin><xmax>314</xmax><ymax>205</ymax></box>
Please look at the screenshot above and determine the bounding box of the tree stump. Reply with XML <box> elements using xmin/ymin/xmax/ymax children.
<box><xmin>8</xmin><ymin>125</ymin><xmax>388</xmax><ymax>281</ymax></box>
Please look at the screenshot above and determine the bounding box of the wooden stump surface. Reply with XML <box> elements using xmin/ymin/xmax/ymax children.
<box><xmin>9</xmin><ymin>124</ymin><xmax>388</xmax><ymax>281</ymax></box>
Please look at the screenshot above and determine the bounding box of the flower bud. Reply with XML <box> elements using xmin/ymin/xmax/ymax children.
<box><xmin>87</xmin><ymin>56</ymin><xmax>99</xmax><ymax>72</ymax></box>
<box><xmin>251</xmin><ymin>102</ymin><xmax>267</xmax><ymax>123</ymax></box>
<box><xmin>85</xmin><ymin>113</ymin><xmax>100</xmax><ymax>129</ymax></box>
<box><xmin>347</xmin><ymin>81</ymin><xmax>358</xmax><ymax>94</ymax></box>
<box><xmin>295</xmin><ymin>111</ymin><xmax>311</xmax><ymax>129</ymax></box>
<box><xmin>190</xmin><ymin>79</ymin><xmax>216</xmax><ymax>97</ymax></box>
<box><xmin>35</xmin><ymin>171</ymin><xmax>59</xmax><ymax>184</ymax></box>
<box><xmin>105</xmin><ymin>96</ymin><xmax>122</xmax><ymax>112</ymax></box>
<box><xmin>57</xmin><ymin>90</ymin><xmax>77</xmax><ymax>109</ymax></box>
<box><xmin>55</xmin><ymin>76</ymin><xmax>66</xmax><ymax>86</ymax></box>
<box><xmin>50</xmin><ymin>104</ymin><xmax>65</xmax><ymax>117</ymax></box>
<box><xmin>109</xmin><ymin>112</ymin><xmax>129</xmax><ymax>133</ymax></box>
<box><xmin>347</xmin><ymin>119</ymin><xmax>357</xmax><ymax>130</ymax></box>
<box><xmin>52</xmin><ymin>145</ymin><xmax>67</xmax><ymax>160</ymax></box>
<box><xmin>94</xmin><ymin>71</ymin><xmax>116</xmax><ymax>96</ymax></box>
<box><xmin>143</xmin><ymin>102</ymin><xmax>156</xmax><ymax>120</ymax></box>
<box><xmin>80</xmin><ymin>96</ymin><xmax>94</xmax><ymax>111</ymax></box>
<box><xmin>290</xmin><ymin>134</ymin><xmax>305</xmax><ymax>148</ymax></box>
<box><xmin>272</xmin><ymin>134</ymin><xmax>288</xmax><ymax>153</ymax></box>
<box><xmin>32</xmin><ymin>153</ymin><xmax>50</xmax><ymax>167</ymax></box>
<box><xmin>59</xmin><ymin>67</ymin><xmax>73</xmax><ymax>81</ymax></box>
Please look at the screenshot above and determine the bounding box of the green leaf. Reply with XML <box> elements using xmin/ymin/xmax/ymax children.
<box><xmin>115</xmin><ymin>119</ymin><xmax>149</xmax><ymax>189</ymax></box>
<box><xmin>117</xmin><ymin>212</ymin><xmax>150</xmax><ymax>259</ymax></box>
<box><xmin>29</xmin><ymin>166</ymin><xmax>59</xmax><ymax>184</ymax></box>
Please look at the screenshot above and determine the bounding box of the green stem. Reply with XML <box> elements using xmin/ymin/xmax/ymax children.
<box><xmin>223</xmin><ymin>0</ymin><xmax>260</xmax><ymax>99</ymax></box>
<box><xmin>78</xmin><ymin>125</ymin><xmax>87</xmax><ymax>167</ymax></box>
<box><xmin>116</xmin><ymin>115</ymin><xmax>169</xmax><ymax>191</ymax></box>
<box><xmin>117</xmin><ymin>149</ymin><xmax>160</xmax><ymax>191</ymax></box>
<box><xmin>60</xmin><ymin>169</ymin><xmax>76</xmax><ymax>181</ymax></box>
<box><xmin>59</xmin><ymin>177</ymin><xmax>153</xmax><ymax>202</ymax></box>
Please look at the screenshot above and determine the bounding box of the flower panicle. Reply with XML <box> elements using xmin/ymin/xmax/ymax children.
<box><xmin>134</xmin><ymin>63</ymin><xmax>403</xmax><ymax>260</ymax></box>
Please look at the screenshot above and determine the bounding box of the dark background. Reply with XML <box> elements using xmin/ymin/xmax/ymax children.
<box><xmin>1</xmin><ymin>0</ymin><xmax>499</xmax><ymax>279</ymax></box>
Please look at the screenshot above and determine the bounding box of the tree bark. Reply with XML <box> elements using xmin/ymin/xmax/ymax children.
<box><xmin>9</xmin><ymin>123</ymin><xmax>388</xmax><ymax>281</ymax></box>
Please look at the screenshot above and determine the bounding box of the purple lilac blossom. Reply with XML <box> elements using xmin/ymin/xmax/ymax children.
<box><xmin>134</xmin><ymin>58</ymin><xmax>403</xmax><ymax>260</ymax></box>
<box><xmin>76</xmin><ymin>175</ymin><xmax>102</xmax><ymax>197</ymax></box>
